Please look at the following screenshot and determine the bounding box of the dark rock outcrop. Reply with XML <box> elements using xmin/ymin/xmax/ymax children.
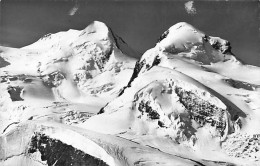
<box><xmin>28</xmin><ymin>133</ymin><xmax>109</xmax><ymax>166</ymax></box>
<box><xmin>224</xmin><ymin>79</ymin><xmax>259</xmax><ymax>91</ymax></box>
<box><xmin>137</xmin><ymin>100</ymin><xmax>160</xmax><ymax>120</ymax></box>
<box><xmin>175</xmin><ymin>86</ymin><xmax>227</xmax><ymax>135</ymax></box>
<box><xmin>7</xmin><ymin>86</ymin><xmax>24</xmax><ymax>101</ymax></box>
<box><xmin>118</xmin><ymin>59</ymin><xmax>146</xmax><ymax>96</ymax></box>
<box><xmin>0</xmin><ymin>56</ymin><xmax>10</xmax><ymax>68</ymax></box>
<box><xmin>158</xmin><ymin>29</ymin><xmax>169</xmax><ymax>43</ymax></box>
<box><xmin>42</xmin><ymin>71</ymin><xmax>65</xmax><ymax>88</ymax></box>
<box><xmin>118</xmin><ymin>55</ymin><xmax>161</xmax><ymax>97</ymax></box>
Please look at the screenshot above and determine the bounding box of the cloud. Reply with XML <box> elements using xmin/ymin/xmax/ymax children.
<box><xmin>68</xmin><ymin>3</ymin><xmax>79</xmax><ymax>16</ymax></box>
<box><xmin>184</xmin><ymin>1</ymin><xmax>197</xmax><ymax>15</ymax></box>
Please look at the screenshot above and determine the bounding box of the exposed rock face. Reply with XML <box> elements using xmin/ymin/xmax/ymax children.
<box><xmin>158</xmin><ymin>29</ymin><xmax>169</xmax><ymax>43</ymax></box>
<box><xmin>7</xmin><ymin>86</ymin><xmax>24</xmax><ymax>101</ymax></box>
<box><xmin>89</xmin><ymin>83</ymin><xmax>115</xmax><ymax>95</ymax></box>
<box><xmin>175</xmin><ymin>86</ymin><xmax>227</xmax><ymax>135</ymax></box>
<box><xmin>0</xmin><ymin>56</ymin><xmax>10</xmax><ymax>68</ymax></box>
<box><xmin>42</xmin><ymin>71</ymin><xmax>65</xmax><ymax>88</ymax></box>
<box><xmin>28</xmin><ymin>133</ymin><xmax>109</xmax><ymax>166</ymax></box>
<box><xmin>62</xmin><ymin>110</ymin><xmax>92</xmax><ymax>125</ymax></box>
<box><xmin>1</xmin><ymin>75</ymin><xmax>33</xmax><ymax>83</ymax></box>
<box><xmin>40</xmin><ymin>33</ymin><xmax>52</xmax><ymax>40</ymax></box>
<box><xmin>222</xmin><ymin>133</ymin><xmax>260</xmax><ymax>160</ymax></box>
<box><xmin>131</xmin><ymin>79</ymin><xmax>231</xmax><ymax>142</ymax></box>
<box><xmin>119</xmin><ymin>55</ymin><xmax>161</xmax><ymax>96</ymax></box>
<box><xmin>207</xmin><ymin>36</ymin><xmax>232</xmax><ymax>54</ymax></box>
<box><xmin>224</xmin><ymin>79</ymin><xmax>259</xmax><ymax>91</ymax></box>
<box><xmin>93</xmin><ymin>48</ymin><xmax>112</xmax><ymax>72</ymax></box>
<box><xmin>137</xmin><ymin>100</ymin><xmax>160</xmax><ymax>120</ymax></box>
<box><xmin>119</xmin><ymin>59</ymin><xmax>146</xmax><ymax>96</ymax></box>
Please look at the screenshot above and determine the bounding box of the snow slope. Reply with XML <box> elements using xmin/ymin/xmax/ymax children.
<box><xmin>1</xmin><ymin>21</ymin><xmax>260</xmax><ymax>165</ymax></box>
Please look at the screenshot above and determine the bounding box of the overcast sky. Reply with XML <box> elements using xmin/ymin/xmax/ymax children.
<box><xmin>0</xmin><ymin>0</ymin><xmax>259</xmax><ymax>66</ymax></box>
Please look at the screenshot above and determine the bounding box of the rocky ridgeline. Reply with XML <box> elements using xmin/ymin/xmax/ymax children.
<box><xmin>158</xmin><ymin>29</ymin><xmax>169</xmax><ymax>43</ymax></box>
<box><xmin>206</xmin><ymin>36</ymin><xmax>232</xmax><ymax>54</ymax></box>
<box><xmin>133</xmin><ymin>80</ymin><xmax>229</xmax><ymax>141</ymax></box>
<box><xmin>119</xmin><ymin>55</ymin><xmax>161</xmax><ymax>96</ymax></box>
<box><xmin>175</xmin><ymin>86</ymin><xmax>227</xmax><ymax>136</ymax></box>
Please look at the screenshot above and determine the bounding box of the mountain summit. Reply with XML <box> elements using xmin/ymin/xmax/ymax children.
<box><xmin>156</xmin><ymin>22</ymin><xmax>235</xmax><ymax>64</ymax></box>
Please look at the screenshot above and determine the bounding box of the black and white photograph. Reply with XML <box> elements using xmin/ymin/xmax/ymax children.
<box><xmin>0</xmin><ymin>0</ymin><xmax>260</xmax><ymax>165</ymax></box>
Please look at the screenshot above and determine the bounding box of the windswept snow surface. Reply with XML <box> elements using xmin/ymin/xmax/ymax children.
<box><xmin>1</xmin><ymin>21</ymin><xmax>260</xmax><ymax>165</ymax></box>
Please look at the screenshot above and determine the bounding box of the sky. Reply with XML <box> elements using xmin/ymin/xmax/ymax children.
<box><xmin>0</xmin><ymin>0</ymin><xmax>259</xmax><ymax>66</ymax></box>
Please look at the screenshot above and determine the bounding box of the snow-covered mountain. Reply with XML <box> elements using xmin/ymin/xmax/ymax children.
<box><xmin>0</xmin><ymin>21</ymin><xmax>260</xmax><ymax>166</ymax></box>
<box><xmin>1</xmin><ymin>21</ymin><xmax>137</xmax><ymax>101</ymax></box>
<box><xmin>0</xmin><ymin>21</ymin><xmax>138</xmax><ymax>131</ymax></box>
